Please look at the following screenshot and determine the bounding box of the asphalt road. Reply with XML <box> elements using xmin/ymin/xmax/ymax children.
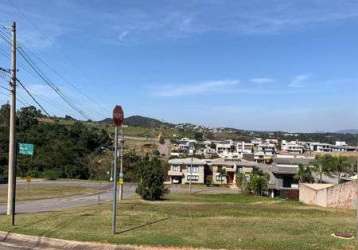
<box><xmin>0</xmin><ymin>181</ymin><xmax>137</xmax><ymax>214</ymax></box>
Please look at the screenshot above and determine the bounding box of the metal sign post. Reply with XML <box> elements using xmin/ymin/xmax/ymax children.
<box><xmin>112</xmin><ymin>105</ymin><xmax>124</xmax><ymax>234</ymax></box>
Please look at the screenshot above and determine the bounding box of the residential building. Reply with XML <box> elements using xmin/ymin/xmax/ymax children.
<box><xmin>281</xmin><ymin>140</ymin><xmax>305</xmax><ymax>154</ymax></box>
<box><xmin>215</xmin><ymin>140</ymin><xmax>236</xmax><ymax>155</ymax></box>
<box><xmin>259</xmin><ymin>155</ymin><xmax>313</xmax><ymax>199</ymax></box>
<box><xmin>237</xmin><ymin>142</ymin><xmax>253</xmax><ymax>154</ymax></box>
<box><xmin>167</xmin><ymin>158</ymin><xmax>207</xmax><ymax>184</ymax></box>
<box><xmin>211</xmin><ymin>158</ymin><xmax>238</xmax><ymax>185</ymax></box>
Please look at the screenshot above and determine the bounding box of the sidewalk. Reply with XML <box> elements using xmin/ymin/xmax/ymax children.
<box><xmin>0</xmin><ymin>231</ymin><xmax>217</xmax><ymax>250</ymax></box>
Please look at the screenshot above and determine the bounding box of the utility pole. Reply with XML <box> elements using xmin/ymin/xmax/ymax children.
<box><xmin>118</xmin><ymin>127</ymin><xmax>124</xmax><ymax>200</ymax></box>
<box><xmin>7</xmin><ymin>22</ymin><xmax>16</xmax><ymax>224</ymax></box>
<box><xmin>356</xmin><ymin>158</ymin><xmax>358</xmax><ymax>240</ymax></box>
<box><xmin>112</xmin><ymin>126</ymin><xmax>118</xmax><ymax>234</ymax></box>
<box><xmin>189</xmin><ymin>156</ymin><xmax>193</xmax><ymax>193</ymax></box>
<box><xmin>112</xmin><ymin>105</ymin><xmax>124</xmax><ymax>234</ymax></box>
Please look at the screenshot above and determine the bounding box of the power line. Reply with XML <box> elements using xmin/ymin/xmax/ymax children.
<box><xmin>0</xmin><ymin>85</ymin><xmax>10</xmax><ymax>91</ymax></box>
<box><xmin>26</xmin><ymin>48</ymin><xmax>110</xmax><ymax>117</ymax></box>
<box><xmin>16</xmin><ymin>78</ymin><xmax>50</xmax><ymax>116</ymax></box>
<box><xmin>17</xmin><ymin>47</ymin><xmax>90</xmax><ymax>119</ymax></box>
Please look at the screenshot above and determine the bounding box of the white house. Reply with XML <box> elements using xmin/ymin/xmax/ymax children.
<box><xmin>167</xmin><ymin>158</ymin><xmax>206</xmax><ymax>184</ymax></box>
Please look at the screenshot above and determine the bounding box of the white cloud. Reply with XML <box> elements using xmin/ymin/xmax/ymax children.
<box><xmin>288</xmin><ymin>74</ymin><xmax>311</xmax><ymax>88</ymax></box>
<box><xmin>250</xmin><ymin>78</ymin><xmax>275</xmax><ymax>84</ymax></box>
<box><xmin>154</xmin><ymin>80</ymin><xmax>240</xmax><ymax>97</ymax></box>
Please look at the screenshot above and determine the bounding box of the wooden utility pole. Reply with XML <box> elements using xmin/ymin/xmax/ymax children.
<box><xmin>7</xmin><ymin>22</ymin><xmax>16</xmax><ymax>223</ymax></box>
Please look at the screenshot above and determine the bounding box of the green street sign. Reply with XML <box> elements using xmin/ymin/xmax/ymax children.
<box><xmin>19</xmin><ymin>143</ymin><xmax>34</xmax><ymax>156</ymax></box>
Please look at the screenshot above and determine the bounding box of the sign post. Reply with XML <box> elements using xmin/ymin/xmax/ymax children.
<box><xmin>112</xmin><ymin>105</ymin><xmax>124</xmax><ymax>234</ymax></box>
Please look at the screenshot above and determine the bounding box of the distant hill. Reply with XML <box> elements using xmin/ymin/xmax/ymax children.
<box><xmin>336</xmin><ymin>129</ymin><xmax>358</xmax><ymax>134</ymax></box>
<box><xmin>98</xmin><ymin>115</ymin><xmax>174</xmax><ymax>128</ymax></box>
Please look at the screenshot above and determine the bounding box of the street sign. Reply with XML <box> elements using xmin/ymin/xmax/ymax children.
<box><xmin>113</xmin><ymin>105</ymin><xmax>124</xmax><ymax>127</ymax></box>
<box><xmin>19</xmin><ymin>143</ymin><xmax>34</xmax><ymax>156</ymax></box>
<box><xmin>118</xmin><ymin>178</ymin><xmax>124</xmax><ymax>185</ymax></box>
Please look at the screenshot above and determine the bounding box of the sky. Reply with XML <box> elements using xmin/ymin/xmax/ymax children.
<box><xmin>0</xmin><ymin>0</ymin><xmax>357</xmax><ymax>132</ymax></box>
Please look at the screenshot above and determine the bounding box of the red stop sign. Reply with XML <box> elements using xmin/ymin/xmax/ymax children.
<box><xmin>113</xmin><ymin>105</ymin><xmax>124</xmax><ymax>127</ymax></box>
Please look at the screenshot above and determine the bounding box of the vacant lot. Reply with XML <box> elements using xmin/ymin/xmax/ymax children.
<box><xmin>0</xmin><ymin>192</ymin><xmax>357</xmax><ymax>250</ymax></box>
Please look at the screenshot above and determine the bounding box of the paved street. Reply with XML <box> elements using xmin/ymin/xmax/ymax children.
<box><xmin>0</xmin><ymin>181</ymin><xmax>137</xmax><ymax>214</ymax></box>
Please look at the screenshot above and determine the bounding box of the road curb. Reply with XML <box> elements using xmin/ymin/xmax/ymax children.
<box><xmin>0</xmin><ymin>231</ymin><xmax>216</xmax><ymax>250</ymax></box>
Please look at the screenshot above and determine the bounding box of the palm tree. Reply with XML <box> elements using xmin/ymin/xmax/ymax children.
<box><xmin>295</xmin><ymin>164</ymin><xmax>314</xmax><ymax>183</ymax></box>
<box><xmin>332</xmin><ymin>156</ymin><xmax>351</xmax><ymax>184</ymax></box>
<box><xmin>312</xmin><ymin>154</ymin><xmax>334</xmax><ymax>183</ymax></box>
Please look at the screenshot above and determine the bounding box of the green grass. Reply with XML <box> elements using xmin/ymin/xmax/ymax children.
<box><xmin>0</xmin><ymin>193</ymin><xmax>357</xmax><ymax>250</ymax></box>
<box><xmin>0</xmin><ymin>184</ymin><xmax>98</xmax><ymax>203</ymax></box>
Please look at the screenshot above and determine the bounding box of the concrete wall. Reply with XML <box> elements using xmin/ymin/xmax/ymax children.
<box><xmin>299</xmin><ymin>184</ymin><xmax>328</xmax><ymax>207</ymax></box>
<box><xmin>326</xmin><ymin>180</ymin><xmax>358</xmax><ymax>209</ymax></box>
<box><xmin>299</xmin><ymin>181</ymin><xmax>358</xmax><ymax>209</ymax></box>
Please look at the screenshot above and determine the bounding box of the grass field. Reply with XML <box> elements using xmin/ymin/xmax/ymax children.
<box><xmin>0</xmin><ymin>184</ymin><xmax>98</xmax><ymax>203</ymax></box>
<box><xmin>0</xmin><ymin>192</ymin><xmax>357</xmax><ymax>250</ymax></box>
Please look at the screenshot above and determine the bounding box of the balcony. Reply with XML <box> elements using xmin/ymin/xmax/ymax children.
<box><xmin>168</xmin><ymin>170</ymin><xmax>184</xmax><ymax>176</ymax></box>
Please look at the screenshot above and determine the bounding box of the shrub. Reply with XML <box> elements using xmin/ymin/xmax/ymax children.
<box><xmin>136</xmin><ymin>157</ymin><xmax>168</xmax><ymax>200</ymax></box>
<box><xmin>43</xmin><ymin>169</ymin><xmax>60</xmax><ymax>180</ymax></box>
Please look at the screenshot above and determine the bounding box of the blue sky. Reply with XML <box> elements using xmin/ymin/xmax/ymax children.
<box><xmin>0</xmin><ymin>0</ymin><xmax>357</xmax><ymax>132</ymax></box>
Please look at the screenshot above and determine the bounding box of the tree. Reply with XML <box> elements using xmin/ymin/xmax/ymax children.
<box><xmin>295</xmin><ymin>164</ymin><xmax>314</xmax><ymax>183</ymax></box>
<box><xmin>312</xmin><ymin>154</ymin><xmax>334</xmax><ymax>183</ymax></box>
<box><xmin>194</xmin><ymin>132</ymin><xmax>204</xmax><ymax>141</ymax></box>
<box><xmin>312</xmin><ymin>155</ymin><xmax>353</xmax><ymax>184</ymax></box>
<box><xmin>247</xmin><ymin>169</ymin><xmax>270</xmax><ymax>196</ymax></box>
<box><xmin>332</xmin><ymin>156</ymin><xmax>352</xmax><ymax>184</ymax></box>
<box><xmin>217</xmin><ymin>167</ymin><xmax>226</xmax><ymax>184</ymax></box>
<box><xmin>17</xmin><ymin>106</ymin><xmax>41</xmax><ymax>131</ymax></box>
<box><xmin>136</xmin><ymin>156</ymin><xmax>167</xmax><ymax>200</ymax></box>
<box><xmin>236</xmin><ymin>172</ymin><xmax>248</xmax><ymax>193</ymax></box>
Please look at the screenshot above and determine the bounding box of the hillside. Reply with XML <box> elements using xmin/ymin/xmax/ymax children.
<box><xmin>99</xmin><ymin>115</ymin><xmax>174</xmax><ymax>128</ymax></box>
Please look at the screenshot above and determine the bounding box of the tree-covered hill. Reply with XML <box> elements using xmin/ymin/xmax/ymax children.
<box><xmin>0</xmin><ymin>104</ymin><xmax>111</xmax><ymax>179</ymax></box>
<box><xmin>99</xmin><ymin>115</ymin><xmax>174</xmax><ymax>128</ymax></box>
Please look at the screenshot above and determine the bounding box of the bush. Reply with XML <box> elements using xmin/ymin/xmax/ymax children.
<box><xmin>43</xmin><ymin>169</ymin><xmax>60</xmax><ymax>180</ymax></box>
<box><xmin>136</xmin><ymin>157</ymin><xmax>168</xmax><ymax>200</ymax></box>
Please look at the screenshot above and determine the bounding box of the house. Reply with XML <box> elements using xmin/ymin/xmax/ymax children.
<box><xmin>167</xmin><ymin>158</ymin><xmax>207</xmax><ymax>184</ymax></box>
<box><xmin>237</xmin><ymin>142</ymin><xmax>253</xmax><ymax>154</ymax></box>
<box><xmin>309</xmin><ymin>142</ymin><xmax>332</xmax><ymax>152</ymax></box>
<box><xmin>210</xmin><ymin>158</ymin><xmax>238</xmax><ymax>185</ymax></box>
<box><xmin>259</xmin><ymin>155</ymin><xmax>313</xmax><ymax>199</ymax></box>
<box><xmin>281</xmin><ymin>140</ymin><xmax>305</xmax><ymax>154</ymax></box>
<box><xmin>216</xmin><ymin>140</ymin><xmax>236</xmax><ymax>155</ymax></box>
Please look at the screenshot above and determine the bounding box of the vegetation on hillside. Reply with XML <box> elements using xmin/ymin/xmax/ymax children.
<box><xmin>0</xmin><ymin>104</ymin><xmax>111</xmax><ymax>179</ymax></box>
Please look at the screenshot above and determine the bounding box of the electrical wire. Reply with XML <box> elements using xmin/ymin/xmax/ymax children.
<box><xmin>16</xmin><ymin>78</ymin><xmax>50</xmax><ymax>116</ymax></box>
<box><xmin>17</xmin><ymin>47</ymin><xmax>90</xmax><ymax>119</ymax></box>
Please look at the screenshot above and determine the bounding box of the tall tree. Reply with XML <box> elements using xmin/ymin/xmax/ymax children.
<box><xmin>332</xmin><ymin>156</ymin><xmax>352</xmax><ymax>184</ymax></box>
<box><xmin>312</xmin><ymin>154</ymin><xmax>334</xmax><ymax>183</ymax></box>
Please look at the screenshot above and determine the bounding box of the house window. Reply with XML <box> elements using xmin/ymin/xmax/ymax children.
<box><xmin>188</xmin><ymin>166</ymin><xmax>199</xmax><ymax>173</ymax></box>
<box><xmin>187</xmin><ymin>175</ymin><xmax>199</xmax><ymax>181</ymax></box>
<box><xmin>172</xmin><ymin>165</ymin><xmax>180</xmax><ymax>172</ymax></box>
